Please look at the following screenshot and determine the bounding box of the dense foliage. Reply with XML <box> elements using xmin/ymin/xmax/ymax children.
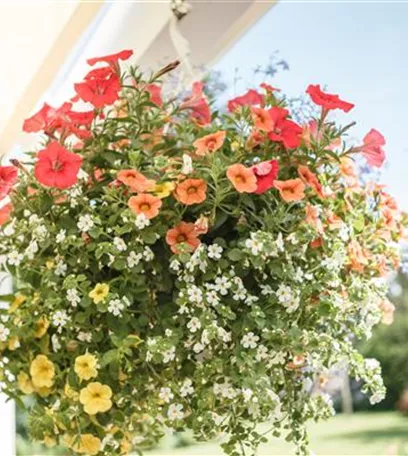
<box><xmin>0</xmin><ymin>49</ymin><xmax>405</xmax><ymax>455</ymax></box>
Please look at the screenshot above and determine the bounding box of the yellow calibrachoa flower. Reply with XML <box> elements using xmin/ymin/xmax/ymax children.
<box><xmin>153</xmin><ymin>181</ymin><xmax>175</xmax><ymax>198</ymax></box>
<box><xmin>34</xmin><ymin>317</ymin><xmax>49</xmax><ymax>339</ymax></box>
<box><xmin>78</xmin><ymin>434</ymin><xmax>102</xmax><ymax>455</ymax></box>
<box><xmin>35</xmin><ymin>386</ymin><xmax>52</xmax><ymax>397</ymax></box>
<box><xmin>43</xmin><ymin>435</ymin><xmax>57</xmax><ymax>448</ymax></box>
<box><xmin>79</xmin><ymin>382</ymin><xmax>113</xmax><ymax>415</ymax></box>
<box><xmin>17</xmin><ymin>372</ymin><xmax>34</xmax><ymax>395</ymax></box>
<box><xmin>30</xmin><ymin>355</ymin><xmax>55</xmax><ymax>388</ymax></box>
<box><xmin>64</xmin><ymin>383</ymin><xmax>79</xmax><ymax>400</ymax></box>
<box><xmin>66</xmin><ymin>434</ymin><xmax>101</xmax><ymax>455</ymax></box>
<box><xmin>89</xmin><ymin>283</ymin><xmax>109</xmax><ymax>304</ymax></box>
<box><xmin>74</xmin><ymin>353</ymin><xmax>98</xmax><ymax>381</ymax></box>
<box><xmin>120</xmin><ymin>438</ymin><xmax>132</xmax><ymax>454</ymax></box>
<box><xmin>45</xmin><ymin>260</ymin><xmax>55</xmax><ymax>270</ymax></box>
<box><xmin>8</xmin><ymin>336</ymin><xmax>20</xmax><ymax>351</ymax></box>
<box><xmin>9</xmin><ymin>294</ymin><xmax>26</xmax><ymax>313</ymax></box>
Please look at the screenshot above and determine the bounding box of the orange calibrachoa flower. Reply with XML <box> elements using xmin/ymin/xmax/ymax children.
<box><xmin>274</xmin><ymin>179</ymin><xmax>305</xmax><ymax>202</ymax></box>
<box><xmin>250</xmin><ymin>107</ymin><xmax>274</xmax><ymax>131</ymax></box>
<box><xmin>128</xmin><ymin>194</ymin><xmax>162</xmax><ymax>219</ymax></box>
<box><xmin>348</xmin><ymin>239</ymin><xmax>370</xmax><ymax>273</ymax></box>
<box><xmin>174</xmin><ymin>179</ymin><xmax>207</xmax><ymax>205</ymax></box>
<box><xmin>326</xmin><ymin>211</ymin><xmax>344</xmax><ymax>230</ymax></box>
<box><xmin>227</xmin><ymin>164</ymin><xmax>257</xmax><ymax>193</ymax></box>
<box><xmin>298</xmin><ymin>165</ymin><xmax>325</xmax><ymax>198</ymax></box>
<box><xmin>166</xmin><ymin>222</ymin><xmax>200</xmax><ymax>254</ymax></box>
<box><xmin>305</xmin><ymin>203</ymin><xmax>323</xmax><ymax>233</ymax></box>
<box><xmin>193</xmin><ymin>131</ymin><xmax>226</xmax><ymax>156</ymax></box>
<box><xmin>340</xmin><ymin>158</ymin><xmax>359</xmax><ymax>189</ymax></box>
<box><xmin>117</xmin><ymin>169</ymin><xmax>155</xmax><ymax>192</ymax></box>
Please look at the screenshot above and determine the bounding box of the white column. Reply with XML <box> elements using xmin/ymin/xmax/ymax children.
<box><xmin>0</xmin><ymin>273</ymin><xmax>15</xmax><ymax>456</ymax></box>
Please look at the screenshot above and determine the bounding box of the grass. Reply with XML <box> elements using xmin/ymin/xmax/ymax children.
<box><xmin>16</xmin><ymin>411</ymin><xmax>408</xmax><ymax>455</ymax></box>
<box><xmin>147</xmin><ymin>412</ymin><xmax>408</xmax><ymax>456</ymax></box>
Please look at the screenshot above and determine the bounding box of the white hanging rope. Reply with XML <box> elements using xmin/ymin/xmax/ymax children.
<box><xmin>168</xmin><ymin>1</ymin><xmax>207</xmax><ymax>94</ymax></box>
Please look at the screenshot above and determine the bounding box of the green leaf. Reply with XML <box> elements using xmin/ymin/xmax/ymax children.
<box><xmin>100</xmin><ymin>349</ymin><xmax>119</xmax><ymax>367</ymax></box>
<box><xmin>228</xmin><ymin>248</ymin><xmax>244</xmax><ymax>261</ymax></box>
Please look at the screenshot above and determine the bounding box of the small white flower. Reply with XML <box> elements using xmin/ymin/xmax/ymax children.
<box><xmin>276</xmin><ymin>232</ymin><xmax>284</xmax><ymax>251</ymax></box>
<box><xmin>25</xmin><ymin>240</ymin><xmax>39</xmax><ymax>260</ymax></box>
<box><xmin>77</xmin><ymin>332</ymin><xmax>92</xmax><ymax>343</ymax></box>
<box><xmin>77</xmin><ymin>169</ymin><xmax>89</xmax><ymax>181</ymax></box>
<box><xmin>208</xmin><ymin>244</ymin><xmax>223</xmax><ymax>260</ymax></box>
<box><xmin>187</xmin><ymin>285</ymin><xmax>203</xmax><ymax>304</ymax></box>
<box><xmin>276</xmin><ymin>284</ymin><xmax>293</xmax><ymax>303</ymax></box>
<box><xmin>217</xmin><ymin>327</ymin><xmax>231</xmax><ymax>343</ymax></box>
<box><xmin>159</xmin><ymin>387</ymin><xmax>174</xmax><ymax>403</ymax></box>
<box><xmin>3</xmin><ymin>220</ymin><xmax>15</xmax><ymax>236</ymax></box>
<box><xmin>167</xmin><ymin>403</ymin><xmax>184</xmax><ymax>421</ymax></box>
<box><xmin>108</xmin><ymin>299</ymin><xmax>125</xmax><ymax>317</ymax></box>
<box><xmin>77</xmin><ymin>214</ymin><xmax>94</xmax><ymax>232</ymax></box>
<box><xmin>55</xmin><ymin>260</ymin><xmax>67</xmax><ymax>276</ymax></box>
<box><xmin>56</xmin><ymin>229</ymin><xmax>66</xmax><ymax>244</ymax></box>
<box><xmin>245</xmin><ymin>237</ymin><xmax>263</xmax><ymax>255</ymax></box>
<box><xmin>0</xmin><ymin>324</ymin><xmax>10</xmax><ymax>341</ymax></box>
<box><xmin>143</xmin><ymin>247</ymin><xmax>154</xmax><ymax>261</ymax></box>
<box><xmin>242</xmin><ymin>388</ymin><xmax>253</xmax><ymax>402</ymax></box>
<box><xmin>193</xmin><ymin>342</ymin><xmax>204</xmax><ymax>353</ymax></box>
<box><xmin>206</xmin><ymin>290</ymin><xmax>219</xmax><ymax>306</ymax></box>
<box><xmin>170</xmin><ymin>259</ymin><xmax>181</xmax><ymax>272</ymax></box>
<box><xmin>214</xmin><ymin>276</ymin><xmax>231</xmax><ymax>295</ymax></box>
<box><xmin>187</xmin><ymin>317</ymin><xmax>201</xmax><ymax>333</ymax></box>
<box><xmin>127</xmin><ymin>251</ymin><xmax>142</xmax><ymax>268</ymax></box>
<box><xmin>33</xmin><ymin>225</ymin><xmax>47</xmax><ymax>241</ymax></box>
<box><xmin>284</xmin><ymin>296</ymin><xmax>300</xmax><ymax>313</ymax></box>
<box><xmin>51</xmin><ymin>334</ymin><xmax>61</xmax><ymax>352</ymax></box>
<box><xmin>260</xmin><ymin>285</ymin><xmax>273</xmax><ymax>296</ymax></box>
<box><xmin>52</xmin><ymin>310</ymin><xmax>69</xmax><ymax>332</ymax></box>
<box><xmin>214</xmin><ymin>381</ymin><xmax>236</xmax><ymax>399</ymax></box>
<box><xmin>180</xmin><ymin>379</ymin><xmax>194</xmax><ymax>397</ymax></box>
<box><xmin>339</xmin><ymin>225</ymin><xmax>349</xmax><ymax>241</ymax></box>
<box><xmin>241</xmin><ymin>332</ymin><xmax>259</xmax><ymax>349</ymax></box>
<box><xmin>163</xmin><ymin>347</ymin><xmax>176</xmax><ymax>363</ymax></box>
<box><xmin>165</xmin><ymin>329</ymin><xmax>173</xmax><ymax>337</ymax></box>
<box><xmin>113</xmin><ymin>237</ymin><xmax>127</xmax><ymax>252</ymax></box>
<box><xmin>134</xmin><ymin>213</ymin><xmax>150</xmax><ymax>230</ymax></box>
<box><xmin>8</xmin><ymin>250</ymin><xmax>23</xmax><ymax>266</ymax></box>
<box><xmin>67</xmin><ymin>289</ymin><xmax>81</xmax><ymax>307</ymax></box>
<box><xmin>255</xmin><ymin>344</ymin><xmax>268</xmax><ymax>361</ymax></box>
<box><xmin>181</xmin><ymin>154</ymin><xmax>193</xmax><ymax>174</ymax></box>
<box><xmin>369</xmin><ymin>391</ymin><xmax>384</xmax><ymax>405</ymax></box>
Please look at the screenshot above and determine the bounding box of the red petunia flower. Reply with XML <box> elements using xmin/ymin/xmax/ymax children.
<box><xmin>23</xmin><ymin>103</ymin><xmax>56</xmax><ymax>133</ymax></box>
<box><xmin>180</xmin><ymin>82</ymin><xmax>211</xmax><ymax>125</ymax></box>
<box><xmin>359</xmin><ymin>129</ymin><xmax>386</xmax><ymax>168</ymax></box>
<box><xmin>23</xmin><ymin>102</ymin><xmax>94</xmax><ymax>139</ymax></box>
<box><xmin>251</xmin><ymin>159</ymin><xmax>279</xmax><ymax>194</ymax></box>
<box><xmin>74</xmin><ymin>67</ymin><xmax>121</xmax><ymax>109</ymax></box>
<box><xmin>260</xmin><ymin>83</ymin><xmax>280</xmax><ymax>93</ymax></box>
<box><xmin>0</xmin><ymin>203</ymin><xmax>12</xmax><ymax>226</ymax></box>
<box><xmin>145</xmin><ymin>84</ymin><xmax>163</xmax><ymax>107</ymax></box>
<box><xmin>228</xmin><ymin>89</ymin><xmax>264</xmax><ymax>112</ymax></box>
<box><xmin>306</xmin><ymin>84</ymin><xmax>354</xmax><ymax>113</ymax></box>
<box><xmin>87</xmin><ymin>49</ymin><xmax>133</xmax><ymax>67</ymax></box>
<box><xmin>0</xmin><ymin>166</ymin><xmax>18</xmax><ymax>200</ymax></box>
<box><xmin>267</xmin><ymin>107</ymin><xmax>302</xmax><ymax>149</ymax></box>
<box><xmin>34</xmin><ymin>141</ymin><xmax>83</xmax><ymax>189</ymax></box>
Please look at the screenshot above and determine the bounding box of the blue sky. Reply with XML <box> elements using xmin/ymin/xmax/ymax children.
<box><xmin>214</xmin><ymin>2</ymin><xmax>408</xmax><ymax>209</ymax></box>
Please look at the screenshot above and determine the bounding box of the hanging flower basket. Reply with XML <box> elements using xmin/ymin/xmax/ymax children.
<box><xmin>0</xmin><ymin>49</ymin><xmax>405</xmax><ymax>455</ymax></box>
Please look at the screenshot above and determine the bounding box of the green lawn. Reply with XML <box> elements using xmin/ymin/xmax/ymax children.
<box><xmin>16</xmin><ymin>412</ymin><xmax>408</xmax><ymax>455</ymax></box>
<box><xmin>148</xmin><ymin>412</ymin><xmax>408</xmax><ymax>456</ymax></box>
